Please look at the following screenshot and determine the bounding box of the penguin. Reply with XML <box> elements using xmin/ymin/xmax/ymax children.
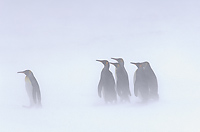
<box><xmin>142</xmin><ymin>62</ymin><xmax>159</xmax><ymax>100</ymax></box>
<box><xmin>18</xmin><ymin>70</ymin><xmax>42</xmax><ymax>108</ymax></box>
<box><xmin>96</xmin><ymin>60</ymin><xmax>117</xmax><ymax>103</ymax></box>
<box><xmin>111</xmin><ymin>58</ymin><xmax>131</xmax><ymax>102</ymax></box>
<box><xmin>131</xmin><ymin>62</ymin><xmax>149</xmax><ymax>102</ymax></box>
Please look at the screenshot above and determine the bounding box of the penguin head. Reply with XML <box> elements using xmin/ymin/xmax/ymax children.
<box><xmin>142</xmin><ymin>61</ymin><xmax>150</xmax><ymax>70</ymax></box>
<box><xmin>96</xmin><ymin>60</ymin><xmax>110</xmax><ymax>67</ymax></box>
<box><xmin>130</xmin><ymin>62</ymin><xmax>143</xmax><ymax>68</ymax></box>
<box><xmin>110</xmin><ymin>62</ymin><xmax>120</xmax><ymax>68</ymax></box>
<box><xmin>111</xmin><ymin>58</ymin><xmax>124</xmax><ymax>66</ymax></box>
<box><xmin>17</xmin><ymin>70</ymin><xmax>33</xmax><ymax>76</ymax></box>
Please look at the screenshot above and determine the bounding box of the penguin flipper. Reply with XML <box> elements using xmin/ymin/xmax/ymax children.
<box><xmin>98</xmin><ymin>87</ymin><xmax>102</xmax><ymax>98</ymax></box>
<box><xmin>32</xmin><ymin>87</ymin><xmax>37</xmax><ymax>104</ymax></box>
<box><xmin>98</xmin><ymin>79</ymin><xmax>103</xmax><ymax>98</ymax></box>
<box><xmin>36</xmin><ymin>87</ymin><xmax>42</xmax><ymax>105</ymax></box>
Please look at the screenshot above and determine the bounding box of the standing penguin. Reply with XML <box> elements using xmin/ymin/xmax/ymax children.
<box><xmin>96</xmin><ymin>60</ymin><xmax>117</xmax><ymax>103</ymax></box>
<box><xmin>18</xmin><ymin>70</ymin><xmax>42</xmax><ymax>108</ymax></box>
<box><xmin>142</xmin><ymin>62</ymin><xmax>159</xmax><ymax>100</ymax></box>
<box><xmin>111</xmin><ymin>58</ymin><xmax>131</xmax><ymax>102</ymax></box>
<box><xmin>131</xmin><ymin>62</ymin><xmax>149</xmax><ymax>102</ymax></box>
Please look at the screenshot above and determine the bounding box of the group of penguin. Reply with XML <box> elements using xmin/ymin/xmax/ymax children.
<box><xmin>16</xmin><ymin>57</ymin><xmax>158</xmax><ymax>108</ymax></box>
<box><xmin>97</xmin><ymin>58</ymin><xmax>159</xmax><ymax>103</ymax></box>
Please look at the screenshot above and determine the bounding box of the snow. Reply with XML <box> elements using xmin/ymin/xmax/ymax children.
<box><xmin>1</xmin><ymin>0</ymin><xmax>200</xmax><ymax>132</ymax></box>
<box><xmin>1</xmin><ymin>101</ymin><xmax>200</xmax><ymax>132</ymax></box>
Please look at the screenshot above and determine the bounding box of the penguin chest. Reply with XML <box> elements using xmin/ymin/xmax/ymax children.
<box><xmin>25</xmin><ymin>76</ymin><xmax>33</xmax><ymax>97</ymax></box>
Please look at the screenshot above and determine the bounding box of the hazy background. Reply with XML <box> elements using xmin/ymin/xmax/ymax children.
<box><xmin>0</xmin><ymin>0</ymin><xmax>200</xmax><ymax>131</ymax></box>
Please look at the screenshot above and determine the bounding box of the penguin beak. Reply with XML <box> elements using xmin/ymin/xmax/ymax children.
<box><xmin>130</xmin><ymin>62</ymin><xmax>136</xmax><ymax>65</ymax></box>
<box><xmin>110</xmin><ymin>63</ymin><xmax>115</xmax><ymax>66</ymax></box>
<box><xmin>111</xmin><ymin>58</ymin><xmax>121</xmax><ymax>62</ymax></box>
<box><xmin>111</xmin><ymin>58</ymin><xmax>117</xmax><ymax>60</ymax></box>
<box><xmin>96</xmin><ymin>60</ymin><xmax>102</xmax><ymax>62</ymax></box>
<box><xmin>130</xmin><ymin>62</ymin><xmax>141</xmax><ymax>68</ymax></box>
<box><xmin>96</xmin><ymin>60</ymin><xmax>105</xmax><ymax>64</ymax></box>
<box><xmin>17</xmin><ymin>71</ymin><xmax>25</xmax><ymax>74</ymax></box>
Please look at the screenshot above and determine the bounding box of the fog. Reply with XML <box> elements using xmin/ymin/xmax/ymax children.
<box><xmin>1</xmin><ymin>0</ymin><xmax>200</xmax><ymax>131</ymax></box>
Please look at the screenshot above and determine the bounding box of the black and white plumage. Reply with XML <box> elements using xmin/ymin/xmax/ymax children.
<box><xmin>111</xmin><ymin>58</ymin><xmax>131</xmax><ymax>102</ymax></box>
<box><xmin>96</xmin><ymin>60</ymin><xmax>117</xmax><ymax>103</ymax></box>
<box><xmin>18</xmin><ymin>70</ymin><xmax>42</xmax><ymax>108</ymax></box>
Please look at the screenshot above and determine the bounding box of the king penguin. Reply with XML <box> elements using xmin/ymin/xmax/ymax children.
<box><xmin>96</xmin><ymin>60</ymin><xmax>117</xmax><ymax>103</ymax></box>
<box><xmin>111</xmin><ymin>58</ymin><xmax>131</xmax><ymax>102</ymax></box>
<box><xmin>131</xmin><ymin>62</ymin><xmax>149</xmax><ymax>102</ymax></box>
<box><xmin>18</xmin><ymin>70</ymin><xmax>42</xmax><ymax>108</ymax></box>
<box><xmin>142</xmin><ymin>62</ymin><xmax>159</xmax><ymax>100</ymax></box>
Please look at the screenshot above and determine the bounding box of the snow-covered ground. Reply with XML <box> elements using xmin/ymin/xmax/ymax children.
<box><xmin>1</xmin><ymin>0</ymin><xmax>200</xmax><ymax>132</ymax></box>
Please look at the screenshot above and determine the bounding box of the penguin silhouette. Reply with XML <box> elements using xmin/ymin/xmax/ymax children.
<box><xmin>96</xmin><ymin>60</ymin><xmax>117</xmax><ymax>103</ymax></box>
<box><xmin>18</xmin><ymin>70</ymin><xmax>42</xmax><ymax>108</ymax></box>
<box><xmin>142</xmin><ymin>62</ymin><xmax>159</xmax><ymax>100</ymax></box>
<box><xmin>111</xmin><ymin>58</ymin><xmax>131</xmax><ymax>102</ymax></box>
<box><xmin>131</xmin><ymin>62</ymin><xmax>149</xmax><ymax>102</ymax></box>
